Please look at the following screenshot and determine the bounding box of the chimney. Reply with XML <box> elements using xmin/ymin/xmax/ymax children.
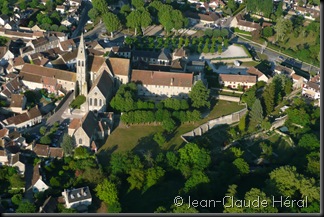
<box><xmin>170</xmin><ymin>78</ymin><xmax>174</xmax><ymax>85</ymax></box>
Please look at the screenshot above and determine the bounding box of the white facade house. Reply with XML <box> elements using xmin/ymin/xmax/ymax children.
<box><xmin>62</xmin><ymin>186</ymin><xmax>92</xmax><ymax>209</ymax></box>
<box><xmin>0</xmin><ymin>47</ymin><xmax>15</xmax><ymax>66</ymax></box>
<box><xmin>32</xmin><ymin>164</ymin><xmax>49</xmax><ymax>193</ymax></box>
<box><xmin>131</xmin><ymin>70</ymin><xmax>194</xmax><ymax>98</ymax></box>
<box><xmin>219</xmin><ymin>74</ymin><xmax>257</xmax><ymax>89</ymax></box>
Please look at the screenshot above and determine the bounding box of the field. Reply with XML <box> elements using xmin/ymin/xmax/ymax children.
<box><xmin>98</xmin><ymin>100</ymin><xmax>246</xmax><ymax>164</ymax></box>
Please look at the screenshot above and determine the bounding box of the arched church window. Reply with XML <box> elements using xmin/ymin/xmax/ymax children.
<box><xmin>99</xmin><ymin>99</ymin><xmax>102</xmax><ymax>106</ymax></box>
<box><xmin>78</xmin><ymin>61</ymin><xmax>80</xmax><ymax>66</ymax></box>
<box><xmin>82</xmin><ymin>61</ymin><xmax>84</xmax><ymax>67</ymax></box>
<box><xmin>90</xmin><ymin>98</ymin><xmax>92</xmax><ymax>106</ymax></box>
<box><xmin>79</xmin><ymin>139</ymin><xmax>82</xmax><ymax>144</ymax></box>
<box><xmin>94</xmin><ymin>98</ymin><xmax>97</xmax><ymax>106</ymax></box>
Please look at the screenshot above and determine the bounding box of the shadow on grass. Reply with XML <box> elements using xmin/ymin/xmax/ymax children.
<box><xmin>97</xmin><ymin>145</ymin><xmax>118</xmax><ymax>167</ymax></box>
<box><xmin>119</xmin><ymin>172</ymin><xmax>185</xmax><ymax>213</ymax></box>
<box><xmin>132</xmin><ymin>133</ymin><xmax>161</xmax><ymax>157</ymax></box>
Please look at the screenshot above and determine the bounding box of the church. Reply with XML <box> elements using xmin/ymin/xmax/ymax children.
<box><xmin>76</xmin><ymin>34</ymin><xmax>131</xmax><ymax>112</ymax></box>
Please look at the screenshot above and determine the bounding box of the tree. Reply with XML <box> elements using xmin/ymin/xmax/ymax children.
<box><xmin>127</xmin><ymin>168</ymin><xmax>145</xmax><ymax>190</ymax></box>
<box><xmin>29</xmin><ymin>0</ymin><xmax>39</xmax><ymax>8</ymax></box>
<box><xmin>88</xmin><ymin>8</ymin><xmax>100</xmax><ymax>22</ymax></box>
<box><xmin>92</xmin><ymin>0</ymin><xmax>109</xmax><ymax>15</ymax></box>
<box><xmin>145</xmin><ymin>166</ymin><xmax>165</xmax><ymax>190</ymax></box>
<box><xmin>140</xmin><ymin>10</ymin><xmax>152</xmax><ymax>33</ymax></box>
<box><xmin>153</xmin><ymin>132</ymin><xmax>166</xmax><ymax>146</ymax></box>
<box><xmin>249</xmin><ymin>99</ymin><xmax>264</xmax><ymax>127</ymax></box>
<box><xmin>274</xmin><ymin>17</ymin><xmax>293</xmax><ymax>41</ymax></box>
<box><xmin>74</xmin><ymin>146</ymin><xmax>90</xmax><ymax>158</ymax></box>
<box><xmin>45</xmin><ymin>0</ymin><xmax>54</xmax><ymax>12</ymax></box>
<box><xmin>213</xmin><ymin>29</ymin><xmax>221</xmax><ymax>38</ymax></box>
<box><xmin>242</xmin><ymin>86</ymin><xmax>257</xmax><ymax>109</ymax></box>
<box><xmin>263</xmin><ymin>26</ymin><xmax>274</xmax><ymax>38</ymax></box>
<box><xmin>1</xmin><ymin>1</ymin><xmax>10</xmax><ymax>15</ymax></box>
<box><xmin>218</xmin><ymin>45</ymin><xmax>222</xmax><ymax>54</ymax></box>
<box><xmin>132</xmin><ymin>0</ymin><xmax>145</xmax><ymax>9</ymax></box>
<box><xmin>189</xmin><ymin>80</ymin><xmax>210</xmax><ymax>109</ymax></box>
<box><xmin>19</xmin><ymin>1</ymin><xmax>27</xmax><ymax>10</ymax></box>
<box><xmin>205</xmin><ymin>29</ymin><xmax>213</xmax><ymax>37</ymax></box>
<box><xmin>11</xmin><ymin>194</ymin><xmax>23</xmax><ymax>206</ymax></box>
<box><xmin>306</xmin><ymin>152</ymin><xmax>320</xmax><ymax>179</ymax></box>
<box><xmin>103</xmin><ymin>12</ymin><xmax>121</xmax><ymax>38</ymax></box>
<box><xmin>61</xmin><ymin>134</ymin><xmax>74</xmax><ymax>155</ymax></box>
<box><xmin>275</xmin><ymin>1</ymin><xmax>283</xmax><ymax>18</ymax></box>
<box><xmin>40</xmin><ymin>136</ymin><xmax>51</xmax><ymax>145</ymax></box>
<box><xmin>162</xmin><ymin>118</ymin><xmax>176</xmax><ymax>133</ymax></box>
<box><xmin>126</xmin><ymin>10</ymin><xmax>142</xmax><ymax>36</ymax></box>
<box><xmin>95</xmin><ymin>179</ymin><xmax>119</xmax><ymax>205</ymax></box>
<box><xmin>223</xmin><ymin>184</ymin><xmax>243</xmax><ymax>213</ymax></box>
<box><xmin>177</xmin><ymin>143</ymin><xmax>211</xmax><ymax>178</ymax></box>
<box><xmin>251</xmin><ymin>29</ymin><xmax>261</xmax><ymax>40</ymax></box>
<box><xmin>227</xmin><ymin>0</ymin><xmax>238</xmax><ymax>12</ymax></box>
<box><xmin>244</xmin><ymin>188</ymin><xmax>278</xmax><ymax>213</ymax></box>
<box><xmin>220</xmin><ymin>28</ymin><xmax>229</xmax><ymax>38</ymax></box>
<box><xmin>262</xmin><ymin>83</ymin><xmax>275</xmax><ymax>114</ymax></box>
<box><xmin>232</xmin><ymin>158</ymin><xmax>249</xmax><ymax>175</ymax></box>
<box><xmin>120</xmin><ymin>4</ymin><xmax>131</xmax><ymax>15</ymax></box>
<box><xmin>202</xmin><ymin>42</ymin><xmax>209</xmax><ymax>54</ymax></box>
<box><xmin>39</xmin><ymin>126</ymin><xmax>47</xmax><ymax>135</ymax></box>
<box><xmin>238</xmin><ymin>114</ymin><xmax>247</xmax><ymax>132</ymax></box>
<box><xmin>16</xmin><ymin>201</ymin><xmax>36</xmax><ymax>213</ymax></box>
<box><xmin>183</xmin><ymin>170</ymin><xmax>209</xmax><ymax>193</ymax></box>
<box><xmin>298</xmin><ymin>134</ymin><xmax>320</xmax><ymax>152</ymax></box>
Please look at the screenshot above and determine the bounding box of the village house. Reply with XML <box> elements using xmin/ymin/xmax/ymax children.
<box><xmin>302</xmin><ymin>74</ymin><xmax>320</xmax><ymax>101</ymax></box>
<box><xmin>218</xmin><ymin>74</ymin><xmax>257</xmax><ymax>89</ymax></box>
<box><xmin>0</xmin><ymin>46</ymin><xmax>15</xmax><ymax>66</ymax></box>
<box><xmin>294</xmin><ymin>5</ymin><xmax>320</xmax><ymax>20</ymax></box>
<box><xmin>19</xmin><ymin>63</ymin><xmax>77</xmax><ymax>92</ymax></box>
<box><xmin>0</xmin><ymin>15</ymin><xmax>9</xmax><ymax>26</ymax></box>
<box><xmin>39</xmin><ymin>196</ymin><xmax>58</xmax><ymax>213</ymax></box>
<box><xmin>3</xmin><ymin>106</ymin><xmax>42</xmax><ymax>131</ymax></box>
<box><xmin>0</xmin><ymin>149</ymin><xmax>9</xmax><ymax>165</ymax></box>
<box><xmin>131</xmin><ymin>70</ymin><xmax>195</xmax><ymax>98</ymax></box>
<box><xmin>56</xmin><ymin>5</ymin><xmax>67</xmax><ymax>14</ymax></box>
<box><xmin>132</xmin><ymin>48</ymin><xmax>172</xmax><ymax>66</ymax></box>
<box><xmin>0</xmin><ymin>75</ymin><xmax>24</xmax><ymax>99</ymax></box>
<box><xmin>230</xmin><ymin>14</ymin><xmax>262</xmax><ymax>32</ymax></box>
<box><xmin>184</xmin><ymin>11</ymin><xmax>221</xmax><ymax>25</ymax></box>
<box><xmin>110</xmin><ymin>46</ymin><xmax>131</xmax><ymax>59</ymax></box>
<box><xmin>0</xmin><ymin>28</ymin><xmax>44</xmax><ymax>41</ymax></box>
<box><xmin>108</xmin><ymin>57</ymin><xmax>131</xmax><ymax>86</ymax></box>
<box><xmin>61</xmin><ymin>186</ymin><xmax>92</xmax><ymax>210</ymax></box>
<box><xmin>59</xmin><ymin>39</ymin><xmax>77</xmax><ymax>52</ymax></box>
<box><xmin>0</xmin><ymin>128</ymin><xmax>9</xmax><ymax>147</ymax></box>
<box><xmin>172</xmin><ymin>47</ymin><xmax>188</xmax><ymax>60</ymax></box>
<box><xmin>8</xmin><ymin>152</ymin><xmax>25</xmax><ymax>175</ymax></box>
<box><xmin>33</xmin><ymin>144</ymin><xmax>64</xmax><ymax>159</ymax></box>
<box><xmin>246</xmin><ymin>67</ymin><xmax>270</xmax><ymax>83</ymax></box>
<box><xmin>9</xmin><ymin>94</ymin><xmax>27</xmax><ymax>114</ymax></box>
<box><xmin>69</xmin><ymin>111</ymin><xmax>98</xmax><ymax>148</ymax></box>
<box><xmin>32</xmin><ymin>163</ymin><xmax>49</xmax><ymax>193</ymax></box>
<box><xmin>22</xmin><ymin>35</ymin><xmax>61</xmax><ymax>56</ymax></box>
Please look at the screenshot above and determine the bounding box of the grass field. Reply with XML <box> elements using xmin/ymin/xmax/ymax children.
<box><xmin>98</xmin><ymin>100</ymin><xmax>246</xmax><ymax>160</ymax></box>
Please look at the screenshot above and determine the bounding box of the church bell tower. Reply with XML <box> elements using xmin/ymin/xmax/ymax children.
<box><xmin>76</xmin><ymin>33</ymin><xmax>88</xmax><ymax>96</ymax></box>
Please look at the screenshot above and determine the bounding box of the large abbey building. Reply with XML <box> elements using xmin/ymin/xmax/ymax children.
<box><xmin>75</xmin><ymin>34</ymin><xmax>131</xmax><ymax>112</ymax></box>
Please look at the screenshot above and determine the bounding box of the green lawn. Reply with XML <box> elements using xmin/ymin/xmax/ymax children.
<box><xmin>240</xmin><ymin>61</ymin><xmax>259</xmax><ymax>67</ymax></box>
<box><xmin>98</xmin><ymin>100</ymin><xmax>246</xmax><ymax>157</ymax></box>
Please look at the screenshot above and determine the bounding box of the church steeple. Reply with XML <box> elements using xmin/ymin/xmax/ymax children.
<box><xmin>76</xmin><ymin>33</ymin><xmax>88</xmax><ymax>96</ymax></box>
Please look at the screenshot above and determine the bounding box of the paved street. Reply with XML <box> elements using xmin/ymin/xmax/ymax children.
<box><xmin>233</xmin><ymin>35</ymin><xmax>320</xmax><ymax>73</ymax></box>
<box><xmin>46</xmin><ymin>91</ymin><xmax>75</xmax><ymax>126</ymax></box>
<box><xmin>71</xmin><ymin>2</ymin><xmax>92</xmax><ymax>38</ymax></box>
<box><xmin>24</xmin><ymin>163</ymin><xmax>34</xmax><ymax>203</ymax></box>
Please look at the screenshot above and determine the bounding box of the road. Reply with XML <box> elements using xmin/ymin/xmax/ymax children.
<box><xmin>232</xmin><ymin>35</ymin><xmax>320</xmax><ymax>73</ymax></box>
<box><xmin>71</xmin><ymin>1</ymin><xmax>92</xmax><ymax>38</ymax></box>
<box><xmin>46</xmin><ymin>91</ymin><xmax>75</xmax><ymax>126</ymax></box>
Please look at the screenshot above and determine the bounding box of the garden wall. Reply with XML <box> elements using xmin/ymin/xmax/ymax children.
<box><xmin>181</xmin><ymin>107</ymin><xmax>248</xmax><ymax>142</ymax></box>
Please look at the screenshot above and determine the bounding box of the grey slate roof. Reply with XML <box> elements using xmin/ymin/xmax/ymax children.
<box><xmin>65</xmin><ymin>186</ymin><xmax>92</xmax><ymax>204</ymax></box>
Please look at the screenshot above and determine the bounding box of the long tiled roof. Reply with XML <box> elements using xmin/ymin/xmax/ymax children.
<box><xmin>219</xmin><ymin>74</ymin><xmax>257</xmax><ymax>83</ymax></box>
<box><xmin>131</xmin><ymin>70</ymin><xmax>194</xmax><ymax>87</ymax></box>
<box><xmin>20</xmin><ymin>64</ymin><xmax>76</xmax><ymax>82</ymax></box>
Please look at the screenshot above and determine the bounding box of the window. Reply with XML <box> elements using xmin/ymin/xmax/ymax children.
<box><xmin>78</xmin><ymin>61</ymin><xmax>80</xmax><ymax>66</ymax></box>
<box><xmin>99</xmin><ymin>99</ymin><xmax>102</xmax><ymax>106</ymax></box>
<box><xmin>82</xmin><ymin>61</ymin><xmax>84</xmax><ymax>67</ymax></box>
<box><xmin>79</xmin><ymin>139</ymin><xmax>82</xmax><ymax>144</ymax></box>
<box><xmin>90</xmin><ymin>98</ymin><xmax>92</xmax><ymax>106</ymax></box>
<box><xmin>94</xmin><ymin>98</ymin><xmax>97</xmax><ymax>106</ymax></box>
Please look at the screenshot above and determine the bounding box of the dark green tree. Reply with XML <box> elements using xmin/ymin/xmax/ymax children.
<box><xmin>189</xmin><ymin>80</ymin><xmax>210</xmax><ymax>109</ymax></box>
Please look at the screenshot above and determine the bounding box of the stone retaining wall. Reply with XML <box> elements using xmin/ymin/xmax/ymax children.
<box><xmin>181</xmin><ymin>107</ymin><xmax>248</xmax><ymax>142</ymax></box>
